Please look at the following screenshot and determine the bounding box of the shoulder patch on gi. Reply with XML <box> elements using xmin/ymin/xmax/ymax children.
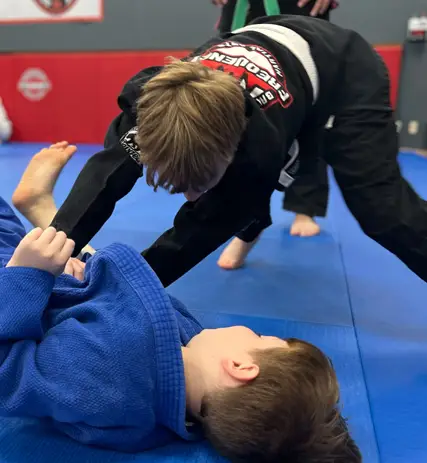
<box><xmin>120</xmin><ymin>127</ymin><xmax>142</xmax><ymax>166</ymax></box>
<box><xmin>191</xmin><ymin>41</ymin><xmax>293</xmax><ymax>110</ymax></box>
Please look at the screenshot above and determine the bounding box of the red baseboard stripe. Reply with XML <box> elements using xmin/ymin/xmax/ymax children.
<box><xmin>0</xmin><ymin>46</ymin><xmax>402</xmax><ymax>143</ymax></box>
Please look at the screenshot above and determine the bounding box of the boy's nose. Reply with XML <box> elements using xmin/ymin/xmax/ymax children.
<box><xmin>184</xmin><ymin>191</ymin><xmax>202</xmax><ymax>202</ymax></box>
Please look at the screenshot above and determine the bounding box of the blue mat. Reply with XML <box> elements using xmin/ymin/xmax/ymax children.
<box><xmin>0</xmin><ymin>143</ymin><xmax>426</xmax><ymax>463</ymax></box>
<box><xmin>330</xmin><ymin>153</ymin><xmax>427</xmax><ymax>463</ymax></box>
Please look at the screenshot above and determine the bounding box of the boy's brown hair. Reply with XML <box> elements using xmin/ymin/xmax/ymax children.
<box><xmin>136</xmin><ymin>59</ymin><xmax>247</xmax><ymax>194</ymax></box>
<box><xmin>201</xmin><ymin>339</ymin><xmax>362</xmax><ymax>463</ymax></box>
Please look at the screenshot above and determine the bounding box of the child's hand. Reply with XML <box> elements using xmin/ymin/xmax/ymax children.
<box><xmin>7</xmin><ymin>227</ymin><xmax>75</xmax><ymax>277</ymax></box>
<box><xmin>63</xmin><ymin>257</ymin><xmax>86</xmax><ymax>281</ymax></box>
<box><xmin>298</xmin><ymin>0</ymin><xmax>332</xmax><ymax>16</ymax></box>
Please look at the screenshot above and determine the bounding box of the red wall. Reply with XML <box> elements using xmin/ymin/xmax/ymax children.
<box><xmin>0</xmin><ymin>46</ymin><xmax>402</xmax><ymax>144</ymax></box>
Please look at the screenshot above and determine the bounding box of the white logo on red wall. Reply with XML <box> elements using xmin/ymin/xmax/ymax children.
<box><xmin>17</xmin><ymin>68</ymin><xmax>52</xmax><ymax>102</ymax></box>
<box><xmin>192</xmin><ymin>41</ymin><xmax>293</xmax><ymax>110</ymax></box>
<box><xmin>34</xmin><ymin>0</ymin><xmax>78</xmax><ymax>14</ymax></box>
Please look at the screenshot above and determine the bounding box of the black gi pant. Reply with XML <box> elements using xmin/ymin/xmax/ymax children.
<box><xmin>238</xmin><ymin>32</ymin><xmax>427</xmax><ymax>284</ymax></box>
<box><xmin>218</xmin><ymin>0</ymin><xmax>331</xmax><ymax>242</ymax></box>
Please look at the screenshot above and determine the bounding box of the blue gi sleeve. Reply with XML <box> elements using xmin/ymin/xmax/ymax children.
<box><xmin>0</xmin><ymin>267</ymin><xmax>54</xmax><ymax>340</ymax></box>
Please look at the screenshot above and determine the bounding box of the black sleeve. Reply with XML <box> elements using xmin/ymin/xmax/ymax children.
<box><xmin>142</xmin><ymin>161</ymin><xmax>275</xmax><ymax>287</ymax></box>
<box><xmin>50</xmin><ymin>113</ymin><xmax>142</xmax><ymax>256</ymax></box>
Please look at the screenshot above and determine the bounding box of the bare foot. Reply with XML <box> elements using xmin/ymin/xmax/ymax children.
<box><xmin>12</xmin><ymin>142</ymin><xmax>76</xmax><ymax>226</ymax></box>
<box><xmin>290</xmin><ymin>214</ymin><xmax>320</xmax><ymax>237</ymax></box>
<box><xmin>217</xmin><ymin>236</ymin><xmax>260</xmax><ymax>270</ymax></box>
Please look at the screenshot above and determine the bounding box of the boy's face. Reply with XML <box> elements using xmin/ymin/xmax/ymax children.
<box><xmin>183</xmin><ymin>327</ymin><xmax>288</xmax><ymax>418</ymax></box>
<box><xmin>188</xmin><ymin>325</ymin><xmax>287</xmax><ymax>351</ymax></box>
<box><xmin>186</xmin><ymin>326</ymin><xmax>288</xmax><ymax>375</ymax></box>
<box><xmin>183</xmin><ymin>160</ymin><xmax>231</xmax><ymax>202</ymax></box>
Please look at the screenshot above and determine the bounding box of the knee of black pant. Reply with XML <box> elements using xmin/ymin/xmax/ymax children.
<box><xmin>344</xmin><ymin>192</ymin><xmax>396</xmax><ymax>236</ymax></box>
<box><xmin>343</xmin><ymin>180</ymin><xmax>425</xmax><ymax>241</ymax></box>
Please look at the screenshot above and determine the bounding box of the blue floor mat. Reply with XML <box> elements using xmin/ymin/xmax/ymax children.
<box><xmin>0</xmin><ymin>143</ymin><xmax>426</xmax><ymax>462</ymax></box>
<box><xmin>329</xmin><ymin>153</ymin><xmax>427</xmax><ymax>463</ymax></box>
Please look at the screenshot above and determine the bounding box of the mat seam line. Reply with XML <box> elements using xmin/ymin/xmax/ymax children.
<box><xmin>336</xmin><ymin>238</ymin><xmax>383</xmax><ymax>463</ymax></box>
<box><xmin>190</xmin><ymin>309</ymin><xmax>354</xmax><ymax>330</ymax></box>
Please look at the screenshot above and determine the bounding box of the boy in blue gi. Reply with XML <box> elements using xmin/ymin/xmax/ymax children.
<box><xmin>3</xmin><ymin>143</ymin><xmax>361</xmax><ymax>462</ymax></box>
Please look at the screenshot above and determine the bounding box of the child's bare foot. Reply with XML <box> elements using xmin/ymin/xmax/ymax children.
<box><xmin>290</xmin><ymin>214</ymin><xmax>320</xmax><ymax>237</ymax></box>
<box><xmin>217</xmin><ymin>236</ymin><xmax>260</xmax><ymax>270</ymax></box>
<box><xmin>12</xmin><ymin>142</ymin><xmax>76</xmax><ymax>226</ymax></box>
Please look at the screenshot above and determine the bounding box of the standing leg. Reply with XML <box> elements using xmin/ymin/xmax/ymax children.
<box><xmin>284</xmin><ymin>156</ymin><xmax>328</xmax><ymax>236</ymax></box>
<box><xmin>327</xmin><ymin>110</ymin><xmax>427</xmax><ymax>281</ymax></box>
<box><xmin>275</xmin><ymin>0</ymin><xmax>332</xmax><ymax>236</ymax></box>
<box><xmin>284</xmin><ymin>121</ymin><xmax>330</xmax><ymax>237</ymax></box>
<box><xmin>326</xmin><ymin>33</ymin><xmax>427</xmax><ymax>282</ymax></box>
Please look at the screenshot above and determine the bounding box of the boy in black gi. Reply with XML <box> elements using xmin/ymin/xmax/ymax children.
<box><xmin>19</xmin><ymin>16</ymin><xmax>426</xmax><ymax>288</ymax></box>
<box><xmin>214</xmin><ymin>0</ymin><xmax>339</xmax><ymax>268</ymax></box>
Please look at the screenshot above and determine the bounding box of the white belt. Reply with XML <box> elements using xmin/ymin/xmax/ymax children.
<box><xmin>233</xmin><ymin>24</ymin><xmax>319</xmax><ymax>103</ymax></box>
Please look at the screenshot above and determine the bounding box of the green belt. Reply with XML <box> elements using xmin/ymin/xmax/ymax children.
<box><xmin>231</xmin><ymin>0</ymin><xmax>281</xmax><ymax>31</ymax></box>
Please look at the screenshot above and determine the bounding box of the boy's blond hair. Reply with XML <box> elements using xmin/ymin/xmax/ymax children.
<box><xmin>202</xmin><ymin>339</ymin><xmax>362</xmax><ymax>463</ymax></box>
<box><xmin>136</xmin><ymin>59</ymin><xmax>247</xmax><ymax>193</ymax></box>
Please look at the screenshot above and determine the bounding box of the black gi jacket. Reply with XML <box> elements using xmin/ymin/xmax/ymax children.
<box><xmin>51</xmin><ymin>16</ymin><xmax>356</xmax><ymax>287</ymax></box>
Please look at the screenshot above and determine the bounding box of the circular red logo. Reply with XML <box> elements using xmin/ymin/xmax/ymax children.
<box><xmin>17</xmin><ymin>68</ymin><xmax>52</xmax><ymax>102</ymax></box>
<box><xmin>34</xmin><ymin>0</ymin><xmax>78</xmax><ymax>15</ymax></box>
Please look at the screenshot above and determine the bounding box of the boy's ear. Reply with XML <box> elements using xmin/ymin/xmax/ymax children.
<box><xmin>221</xmin><ymin>356</ymin><xmax>260</xmax><ymax>383</ymax></box>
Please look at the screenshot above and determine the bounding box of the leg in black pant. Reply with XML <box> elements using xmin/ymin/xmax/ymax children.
<box><xmin>216</xmin><ymin>0</ymin><xmax>332</xmax><ymax>238</ymax></box>
<box><xmin>217</xmin><ymin>127</ymin><xmax>328</xmax><ymax>269</ymax></box>
<box><xmin>283</xmin><ymin>157</ymin><xmax>328</xmax><ymax>218</ymax></box>
<box><xmin>274</xmin><ymin>0</ymin><xmax>331</xmax><ymax>236</ymax></box>
<box><xmin>216</xmin><ymin>0</ymin><xmax>334</xmax><ymax>270</ymax></box>
<box><xmin>282</xmin><ymin>119</ymin><xmax>329</xmax><ymax>236</ymax></box>
<box><xmin>283</xmin><ymin>148</ymin><xmax>329</xmax><ymax>236</ymax></box>
<box><xmin>326</xmin><ymin>32</ymin><xmax>427</xmax><ymax>282</ymax></box>
<box><xmin>217</xmin><ymin>116</ymin><xmax>327</xmax><ymax>269</ymax></box>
